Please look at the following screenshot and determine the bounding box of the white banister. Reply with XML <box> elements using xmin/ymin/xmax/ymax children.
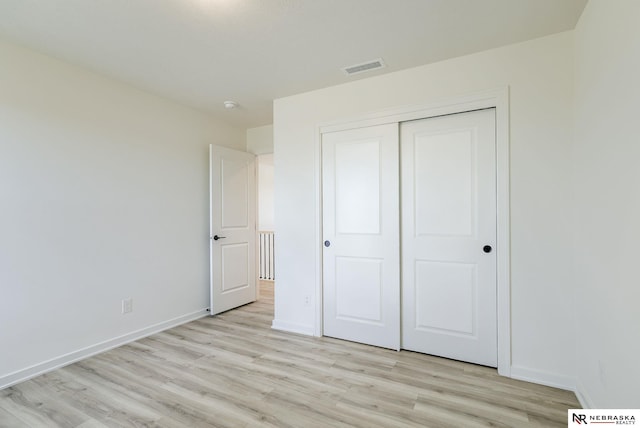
<box><xmin>258</xmin><ymin>231</ymin><xmax>275</xmax><ymax>280</ymax></box>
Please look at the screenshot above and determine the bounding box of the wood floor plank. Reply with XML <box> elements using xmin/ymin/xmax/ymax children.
<box><xmin>0</xmin><ymin>405</ymin><xmax>31</xmax><ymax>428</ymax></box>
<box><xmin>75</xmin><ymin>418</ymin><xmax>111</xmax><ymax>428</ymax></box>
<box><xmin>0</xmin><ymin>281</ymin><xmax>580</xmax><ymax>427</ymax></box>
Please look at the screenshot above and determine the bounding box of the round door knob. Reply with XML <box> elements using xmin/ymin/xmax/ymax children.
<box><xmin>483</xmin><ymin>245</ymin><xmax>492</xmax><ymax>253</ymax></box>
<box><xmin>324</xmin><ymin>240</ymin><xmax>331</xmax><ymax>247</ymax></box>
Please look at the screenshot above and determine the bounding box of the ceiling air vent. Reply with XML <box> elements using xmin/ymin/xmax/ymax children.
<box><xmin>342</xmin><ymin>58</ymin><xmax>386</xmax><ymax>76</ymax></box>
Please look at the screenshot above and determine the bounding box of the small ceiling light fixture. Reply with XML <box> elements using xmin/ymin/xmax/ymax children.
<box><xmin>224</xmin><ymin>100</ymin><xmax>238</xmax><ymax>109</ymax></box>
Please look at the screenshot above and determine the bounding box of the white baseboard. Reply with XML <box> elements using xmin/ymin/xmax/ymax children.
<box><xmin>575</xmin><ymin>381</ymin><xmax>596</xmax><ymax>409</ymax></box>
<box><xmin>510</xmin><ymin>365</ymin><xmax>576</xmax><ymax>391</ymax></box>
<box><xmin>0</xmin><ymin>308</ymin><xmax>209</xmax><ymax>390</ymax></box>
<box><xmin>271</xmin><ymin>319</ymin><xmax>315</xmax><ymax>336</ymax></box>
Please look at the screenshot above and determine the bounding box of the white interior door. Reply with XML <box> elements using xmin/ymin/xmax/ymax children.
<box><xmin>322</xmin><ymin>123</ymin><xmax>400</xmax><ymax>350</ymax></box>
<box><xmin>401</xmin><ymin>109</ymin><xmax>497</xmax><ymax>366</ymax></box>
<box><xmin>210</xmin><ymin>145</ymin><xmax>257</xmax><ymax>315</ymax></box>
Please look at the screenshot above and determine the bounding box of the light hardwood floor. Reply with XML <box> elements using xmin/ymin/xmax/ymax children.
<box><xmin>1</xmin><ymin>281</ymin><xmax>579</xmax><ymax>427</ymax></box>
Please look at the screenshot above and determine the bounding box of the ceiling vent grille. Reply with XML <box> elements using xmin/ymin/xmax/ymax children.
<box><xmin>342</xmin><ymin>58</ymin><xmax>386</xmax><ymax>76</ymax></box>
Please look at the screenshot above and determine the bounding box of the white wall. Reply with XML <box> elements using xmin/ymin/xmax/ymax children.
<box><xmin>573</xmin><ymin>1</ymin><xmax>640</xmax><ymax>408</ymax></box>
<box><xmin>273</xmin><ymin>32</ymin><xmax>576</xmax><ymax>388</ymax></box>
<box><xmin>0</xmin><ymin>38</ymin><xmax>245</xmax><ymax>387</ymax></box>
<box><xmin>247</xmin><ymin>125</ymin><xmax>275</xmax><ymax>231</ymax></box>
<box><xmin>247</xmin><ymin>124</ymin><xmax>274</xmax><ymax>155</ymax></box>
<box><xmin>258</xmin><ymin>154</ymin><xmax>274</xmax><ymax>231</ymax></box>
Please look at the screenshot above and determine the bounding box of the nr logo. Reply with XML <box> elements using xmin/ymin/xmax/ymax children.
<box><xmin>573</xmin><ymin>413</ymin><xmax>588</xmax><ymax>424</ymax></box>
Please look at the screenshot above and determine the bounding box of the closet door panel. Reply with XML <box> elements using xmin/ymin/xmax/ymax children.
<box><xmin>401</xmin><ymin>109</ymin><xmax>497</xmax><ymax>367</ymax></box>
<box><xmin>322</xmin><ymin>123</ymin><xmax>400</xmax><ymax>350</ymax></box>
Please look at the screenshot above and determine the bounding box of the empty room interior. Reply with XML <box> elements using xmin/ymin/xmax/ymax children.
<box><xmin>1</xmin><ymin>0</ymin><xmax>639</xmax><ymax>426</ymax></box>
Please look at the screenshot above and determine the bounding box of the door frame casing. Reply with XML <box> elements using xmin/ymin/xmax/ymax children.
<box><xmin>314</xmin><ymin>87</ymin><xmax>511</xmax><ymax>376</ymax></box>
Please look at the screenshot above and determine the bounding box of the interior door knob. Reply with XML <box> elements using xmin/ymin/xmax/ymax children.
<box><xmin>324</xmin><ymin>240</ymin><xmax>331</xmax><ymax>247</ymax></box>
<box><xmin>483</xmin><ymin>245</ymin><xmax>492</xmax><ymax>253</ymax></box>
<box><xmin>213</xmin><ymin>235</ymin><xmax>226</xmax><ymax>241</ymax></box>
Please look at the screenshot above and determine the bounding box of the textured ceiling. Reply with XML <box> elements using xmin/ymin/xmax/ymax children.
<box><xmin>0</xmin><ymin>0</ymin><xmax>587</xmax><ymax>128</ymax></box>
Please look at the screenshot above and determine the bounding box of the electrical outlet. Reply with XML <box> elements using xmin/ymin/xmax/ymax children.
<box><xmin>122</xmin><ymin>298</ymin><xmax>133</xmax><ymax>314</ymax></box>
<box><xmin>304</xmin><ymin>295</ymin><xmax>311</xmax><ymax>306</ymax></box>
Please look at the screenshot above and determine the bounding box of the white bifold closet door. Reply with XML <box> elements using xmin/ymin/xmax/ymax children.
<box><xmin>322</xmin><ymin>123</ymin><xmax>400</xmax><ymax>350</ymax></box>
<box><xmin>401</xmin><ymin>109</ymin><xmax>497</xmax><ymax>367</ymax></box>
